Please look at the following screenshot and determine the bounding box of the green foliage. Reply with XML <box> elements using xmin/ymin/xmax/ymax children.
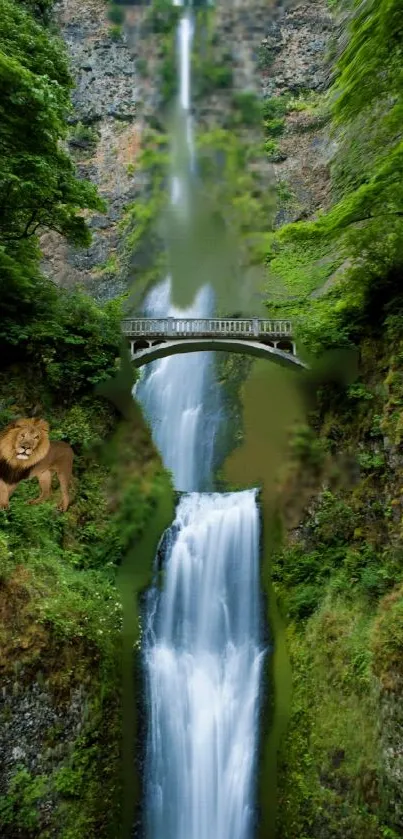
<box><xmin>265</xmin><ymin>235</ymin><xmax>341</xmax><ymax>301</ymax></box>
<box><xmin>0</xmin><ymin>0</ymin><xmax>105</xmax><ymax>342</ymax></box>
<box><xmin>275</xmin><ymin>599</ymin><xmax>389</xmax><ymax>839</ymax></box>
<box><xmin>264</xmin><ymin>118</ymin><xmax>285</xmax><ymax>137</ymax></box>
<box><xmin>109</xmin><ymin>23</ymin><xmax>122</xmax><ymax>41</ymax></box>
<box><xmin>264</xmin><ymin>4</ymin><xmax>403</xmax><ymax>835</ymax></box>
<box><xmin>261</xmin><ymin>97</ymin><xmax>288</xmax><ymax>143</ymax></box>
<box><xmin>231</xmin><ymin>91</ymin><xmax>262</xmax><ymax>126</ymax></box>
<box><xmin>2</xmin><ymin>285</ymin><xmax>123</xmax><ymax>398</ymax></box>
<box><xmin>0</xmin><ymin>531</ymin><xmax>15</xmax><ymax>583</ymax></box>
<box><xmin>193</xmin><ymin>61</ymin><xmax>233</xmax><ymax>98</ymax></box>
<box><xmin>0</xmin><ymin>767</ymin><xmax>48</xmax><ymax>833</ymax></box>
<box><xmin>159</xmin><ymin>34</ymin><xmax>178</xmax><ymax>103</ymax></box>
<box><xmin>146</xmin><ymin>0</ymin><xmax>181</xmax><ymax>35</ymax></box>
<box><xmin>265</xmin><ymin>2</ymin><xmax>403</xmax><ymax>354</ymax></box>
<box><xmin>264</xmin><ymin>139</ymin><xmax>285</xmax><ymax>162</ymax></box>
<box><xmin>19</xmin><ymin>0</ymin><xmax>54</xmax><ymax>22</ymax></box>
<box><xmin>0</xmin><ymin>4</ymin><xmax>173</xmax><ymax>837</ymax></box>
<box><xmin>272</xmin><ymin>480</ymin><xmax>400</xmax><ymax>623</ymax></box>
<box><xmin>372</xmin><ymin>585</ymin><xmax>403</xmax><ymax>685</ymax></box>
<box><xmin>69</xmin><ymin>121</ymin><xmax>99</xmax><ymax>150</ymax></box>
<box><xmin>0</xmin><ymin>688</ymin><xmax>122</xmax><ymax>837</ymax></box>
<box><xmin>286</xmin><ymin>91</ymin><xmax>322</xmax><ymax>114</ymax></box>
<box><xmin>0</xmin><ymin>0</ymin><xmax>104</xmax><ymax>247</ymax></box>
<box><xmin>332</xmin><ymin>0</ymin><xmax>403</xmax><ymax>126</ymax></box>
<box><xmin>262</xmin><ymin>96</ymin><xmax>288</xmax><ymax>122</ymax></box>
<box><xmin>0</xmin><ymin>357</ymin><xmax>171</xmax><ymax>833</ymax></box>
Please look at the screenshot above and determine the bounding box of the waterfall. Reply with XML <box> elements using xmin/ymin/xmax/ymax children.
<box><xmin>135</xmin><ymin>8</ymin><xmax>220</xmax><ymax>492</ymax></box>
<box><xmin>135</xmin><ymin>276</ymin><xmax>219</xmax><ymax>492</ymax></box>
<box><xmin>143</xmin><ymin>491</ymin><xmax>265</xmax><ymax>839</ymax></box>
<box><xmin>135</xmin><ymin>5</ymin><xmax>266</xmax><ymax>838</ymax></box>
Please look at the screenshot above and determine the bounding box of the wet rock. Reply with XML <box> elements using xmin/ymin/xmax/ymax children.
<box><xmin>39</xmin><ymin>0</ymin><xmax>160</xmax><ymax>291</ymax></box>
<box><xmin>0</xmin><ymin>680</ymin><xmax>87</xmax><ymax>796</ymax></box>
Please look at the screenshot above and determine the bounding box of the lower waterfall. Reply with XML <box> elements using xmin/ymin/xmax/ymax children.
<box><xmin>142</xmin><ymin>491</ymin><xmax>265</xmax><ymax>839</ymax></box>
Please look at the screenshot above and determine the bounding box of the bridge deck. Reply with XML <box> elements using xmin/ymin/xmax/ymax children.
<box><xmin>121</xmin><ymin>317</ymin><xmax>293</xmax><ymax>339</ymax></box>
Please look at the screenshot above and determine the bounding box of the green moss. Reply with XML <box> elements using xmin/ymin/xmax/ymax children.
<box><xmin>265</xmin><ymin>237</ymin><xmax>342</xmax><ymax>301</ymax></box>
<box><xmin>275</xmin><ymin>598</ymin><xmax>387</xmax><ymax>839</ymax></box>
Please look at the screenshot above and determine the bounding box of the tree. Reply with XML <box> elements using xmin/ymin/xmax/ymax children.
<box><xmin>0</xmin><ymin>0</ymin><xmax>105</xmax><ymax>249</ymax></box>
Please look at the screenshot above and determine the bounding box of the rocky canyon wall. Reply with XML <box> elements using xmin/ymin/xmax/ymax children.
<box><xmin>41</xmin><ymin>0</ymin><xmax>334</xmax><ymax>309</ymax></box>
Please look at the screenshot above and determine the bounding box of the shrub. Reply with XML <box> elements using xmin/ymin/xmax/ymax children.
<box><xmin>264</xmin><ymin>139</ymin><xmax>286</xmax><ymax>162</ymax></box>
<box><xmin>69</xmin><ymin>122</ymin><xmax>98</xmax><ymax>149</ymax></box>
<box><xmin>262</xmin><ymin>96</ymin><xmax>288</xmax><ymax>121</ymax></box>
<box><xmin>264</xmin><ymin>117</ymin><xmax>285</xmax><ymax>137</ymax></box>
<box><xmin>0</xmin><ymin>768</ymin><xmax>48</xmax><ymax>833</ymax></box>
<box><xmin>109</xmin><ymin>24</ymin><xmax>122</xmax><ymax>41</ymax></box>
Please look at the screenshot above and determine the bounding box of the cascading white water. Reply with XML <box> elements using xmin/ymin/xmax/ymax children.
<box><xmin>143</xmin><ymin>491</ymin><xmax>265</xmax><ymax>839</ymax></box>
<box><xmin>136</xmin><ymin>5</ymin><xmax>266</xmax><ymax>839</ymax></box>
<box><xmin>135</xmin><ymin>9</ymin><xmax>220</xmax><ymax>492</ymax></box>
<box><xmin>135</xmin><ymin>277</ymin><xmax>219</xmax><ymax>491</ymax></box>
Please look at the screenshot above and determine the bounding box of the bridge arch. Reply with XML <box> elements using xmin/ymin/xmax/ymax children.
<box><xmin>128</xmin><ymin>338</ymin><xmax>307</xmax><ymax>371</ymax></box>
<box><xmin>121</xmin><ymin>317</ymin><xmax>307</xmax><ymax>371</ymax></box>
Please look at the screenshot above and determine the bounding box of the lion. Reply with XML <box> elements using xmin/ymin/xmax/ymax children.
<box><xmin>0</xmin><ymin>418</ymin><xmax>74</xmax><ymax>512</ymax></box>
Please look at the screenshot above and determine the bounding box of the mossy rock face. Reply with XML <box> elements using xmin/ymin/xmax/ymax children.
<box><xmin>271</xmin><ymin>324</ymin><xmax>403</xmax><ymax>838</ymax></box>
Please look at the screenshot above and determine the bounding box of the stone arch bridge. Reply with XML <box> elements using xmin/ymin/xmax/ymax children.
<box><xmin>122</xmin><ymin>317</ymin><xmax>306</xmax><ymax>370</ymax></box>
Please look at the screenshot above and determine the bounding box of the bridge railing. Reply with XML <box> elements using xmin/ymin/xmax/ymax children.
<box><xmin>121</xmin><ymin>318</ymin><xmax>293</xmax><ymax>338</ymax></box>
